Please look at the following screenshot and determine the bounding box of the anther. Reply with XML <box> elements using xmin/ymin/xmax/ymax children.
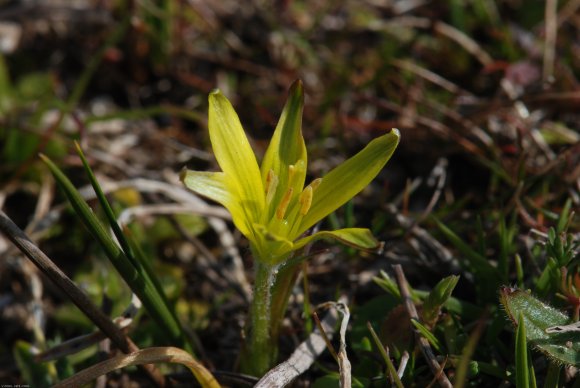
<box><xmin>287</xmin><ymin>164</ymin><xmax>296</xmax><ymax>184</ymax></box>
<box><xmin>265</xmin><ymin>170</ymin><xmax>278</xmax><ymax>204</ymax></box>
<box><xmin>276</xmin><ymin>188</ymin><xmax>293</xmax><ymax>220</ymax></box>
<box><xmin>298</xmin><ymin>186</ymin><xmax>313</xmax><ymax>215</ymax></box>
<box><xmin>308</xmin><ymin>178</ymin><xmax>322</xmax><ymax>191</ymax></box>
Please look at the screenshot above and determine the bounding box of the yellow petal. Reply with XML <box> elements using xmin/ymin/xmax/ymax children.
<box><xmin>259</xmin><ymin>80</ymin><xmax>307</xmax><ymax>221</ymax></box>
<box><xmin>209</xmin><ymin>90</ymin><xmax>265</xmax><ymax>224</ymax></box>
<box><xmin>180</xmin><ymin>169</ymin><xmax>254</xmax><ymax>238</ymax></box>
<box><xmin>298</xmin><ymin>129</ymin><xmax>400</xmax><ymax>235</ymax></box>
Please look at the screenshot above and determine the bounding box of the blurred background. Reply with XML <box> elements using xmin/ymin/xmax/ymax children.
<box><xmin>0</xmin><ymin>0</ymin><xmax>578</xmax><ymax>385</ymax></box>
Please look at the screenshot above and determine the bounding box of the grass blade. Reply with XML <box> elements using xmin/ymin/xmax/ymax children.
<box><xmin>498</xmin><ymin>214</ymin><xmax>516</xmax><ymax>282</ymax></box>
<box><xmin>454</xmin><ymin>315</ymin><xmax>486</xmax><ymax>388</ymax></box>
<box><xmin>74</xmin><ymin>142</ymin><xmax>136</xmax><ymax>266</ymax></box>
<box><xmin>433</xmin><ymin>217</ymin><xmax>500</xmax><ymax>301</ymax></box>
<box><xmin>74</xmin><ymin>142</ymin><xmax>183</xmax><ymax>336</ymax></box>
<box><xmin>40</xmin><ymin>154</ymin><xmax>186</xmax><ymax>348</ymax></box>
<box><xmin>543</xmin><ymin>361</ymin><xmax>560</xmax><ymax>388</ymax></box>
<box><xmin>367</xmin><ymin>322</ymin><xmax>404</xmax><ymax>388</ymax></box>
<box><xmin>556</xmin><ymin>198</ymin><xmax>572</xmax><ymax>233</ymax></box>
<box><xmin>411</xmin><ymin>319</ymin><xmax>443</xmax><ymax>352</ymax></box>
<box><xmin>433</xmin><ymin>217</ymin><xmax>497</xmax><ymax>276</ymax></box>
<box><xmin>515</xmin><ymin>254</ymin><xmax>525</xmax><ymax>289</ymax></box>
<box><xmin>515</xmin><ymin>312</ymin><xmax>530</xmax><ymax>388</ymax></box>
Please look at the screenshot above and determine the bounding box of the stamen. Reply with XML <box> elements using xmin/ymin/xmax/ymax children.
<box><xmin>309</xmin><ymin>178</ymin><xmax>322</xmax><ymax>191</ymax></box>
<box><xmin>265</xmin><ymin>170</ymin><xmax>278</xmax><ymax>204</ymax></box>
<box><xmin>276</xmin><ymin>188</ymin><xmax>293</xmax><ymax>220</ymax></box>
<box><xmin>284</xmin><ymin>160</ymin><xmax>306</xmax><ymax>194</ymax></box>
<box><xmin>287</xmin><ymin>164</ymin><xmax>296</xmax><ymax>185</ymax></box>
<box><xmin>298</xmin><ymin>186</ymin><xmax>313</xmax><ymax>215</ymax></box>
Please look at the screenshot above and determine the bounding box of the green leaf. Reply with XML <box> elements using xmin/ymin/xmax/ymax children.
<box><xmin>500</xmin><ymin>287</ymin><xmax>580</xmax><ymax>366</ymax></box>
<box><xmin>516</xmin><ymin>312</ymin><xmax>530</xmax><ymax>388</ymax></box>
<box><xmin>557</xmin><ymin>198</ymin><xmax>572</xmax><ymax>233</ymax></box>
<box><xmin>293</xmin><ymin>227</ymin><xmax>380</xmax><ymax>252</ymax></box>
<box><xmin>411</xmin><ymin>319</ymin><xmax>443</xmax><ymax>352</ymax></box>
<box><xmin>208</xmin><ymin>89</ymin><xmax>264</xmax><ymax>222</ymax></box>
<box><xmin>535</xmin><ymin>257</ymin><xmax>559</xmax><ymax>297</ymax></box>
<box><xmin>298</xmin><ymin>129</ymin><xmax>399</xmax><ymax>235</ymax></box>
<box><xmin>373</xmin><ymin>270</ymin><xmax>401</xmax><ymax>299</ymax></box>
<box><xmin>422</xmin><ymin>275</ymin><xmax>460</xmax><ymax>326</ymax></box>
<box><xmin>16</xmin><ymin>72</ymin><xmax>54</xmax><ymax>100</ymax></box>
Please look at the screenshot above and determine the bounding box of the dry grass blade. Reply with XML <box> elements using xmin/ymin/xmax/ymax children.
<box><xmin>390</xmin><ymin>59</ymin><xmax>471</xmax><ymax>96</ymax></box>
<box><xmin>406</xmin><ymin>158</ymin><xmax>448</xmax><ymax>230</ymax></box>
<box><xmin>398</xmin><ymin>351</ymin><xmax>410</xmax><ymax>379</ymax></box>
<box><xmin>38</xmin><ymin>303</ymin><xmax>138</xmax><ymax>362</ymax></box>
<box><xmin>53</xmin><ymin>346</ymin><xmax>219</xmax><ymax>388</ymax></box>
<box><xmin>335</xmin><ymin>302</ymin><xmax>352</xmax><ymax>388</ymax></box>
<box><xmin>312</xmin><ymin>311</ymin><xmax>338</xmax><ymax>362</ymax></box>
<box><xmin>377</xmin><ymin>17</ymin><xmax>493</xmax><ymax>65</ymax></box>
<box><xmin>543</xmin><ymin>0</ymin><xmax>558</xmax><ymax>84</ymax></box>
<box><xmin>556</xmin><ymin>0</ymin><xmax>580</xmax><ymax>27</ymax></box>
<box><xmin>78</xmin><ymin>178</ymin><xmax>231</xmax><ymax>219</ymax></box>
<box><xmin>432</xmin><ymin>21</ymin><xmax>493</xmax><ymax>65</ymax></box>
<box><xmin>255</xmin><ymin>296</ymin><xmax>345</xmax><ymax>387</ymax></box>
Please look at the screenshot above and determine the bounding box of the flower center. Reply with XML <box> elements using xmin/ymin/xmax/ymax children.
<box><xmin>263</xmin><ymin>164</ymin><xmax>321</xmax><ymax>239</ymax></box>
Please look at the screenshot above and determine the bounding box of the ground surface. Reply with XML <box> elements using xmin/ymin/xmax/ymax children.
<box><xmin>0</xmin><ymin>1</ymin><xmax>579</xmax><ymax>386</ymax></box>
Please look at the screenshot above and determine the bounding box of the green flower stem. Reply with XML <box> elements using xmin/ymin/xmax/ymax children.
<box><xmin>270</xmin><ymin>261</ymin><xmax>301</xmax><ymax>340</ymax></box>
<box><xmin>241</xmin><ymin>261</ymin><xmax>279</xmax><ymax>376</ymax></box>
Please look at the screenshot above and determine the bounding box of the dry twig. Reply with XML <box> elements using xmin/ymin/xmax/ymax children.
<box><xmin>255</xmin><ymin>296</ymin><xmax>347</xmax><ymax>387</ymax></box>
<box><xmin>543</xmin><ymin>0</ymin><xmax>558</xmax><ymax>84</ymax></box>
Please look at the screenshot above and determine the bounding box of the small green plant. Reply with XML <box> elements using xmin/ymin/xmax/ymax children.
<box><xmin>500</xmin><ymin>204</ymin><xmax>578</xmax><ymax>385</ymax></box>
<box><xmin>501</xmin><ymin>286</ymin><xmax>580</xmax><ymax>367</ymax></box>
<box><xmin>181</xmin><ymin>80</ymin><xmax>400</xmax><ymax>375</ymax></box>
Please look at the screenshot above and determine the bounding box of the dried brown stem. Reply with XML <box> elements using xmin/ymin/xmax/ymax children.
<box><xmin>543</xmin><ymin>0</ymin><xmax>558</xmax><ymax>84</ymax></box>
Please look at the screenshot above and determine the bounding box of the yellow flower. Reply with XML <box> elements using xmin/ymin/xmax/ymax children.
<box><xmin>181</xmin><ymin>81</ymin><xmax>399</xmax><ymax>264</ymax></box>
